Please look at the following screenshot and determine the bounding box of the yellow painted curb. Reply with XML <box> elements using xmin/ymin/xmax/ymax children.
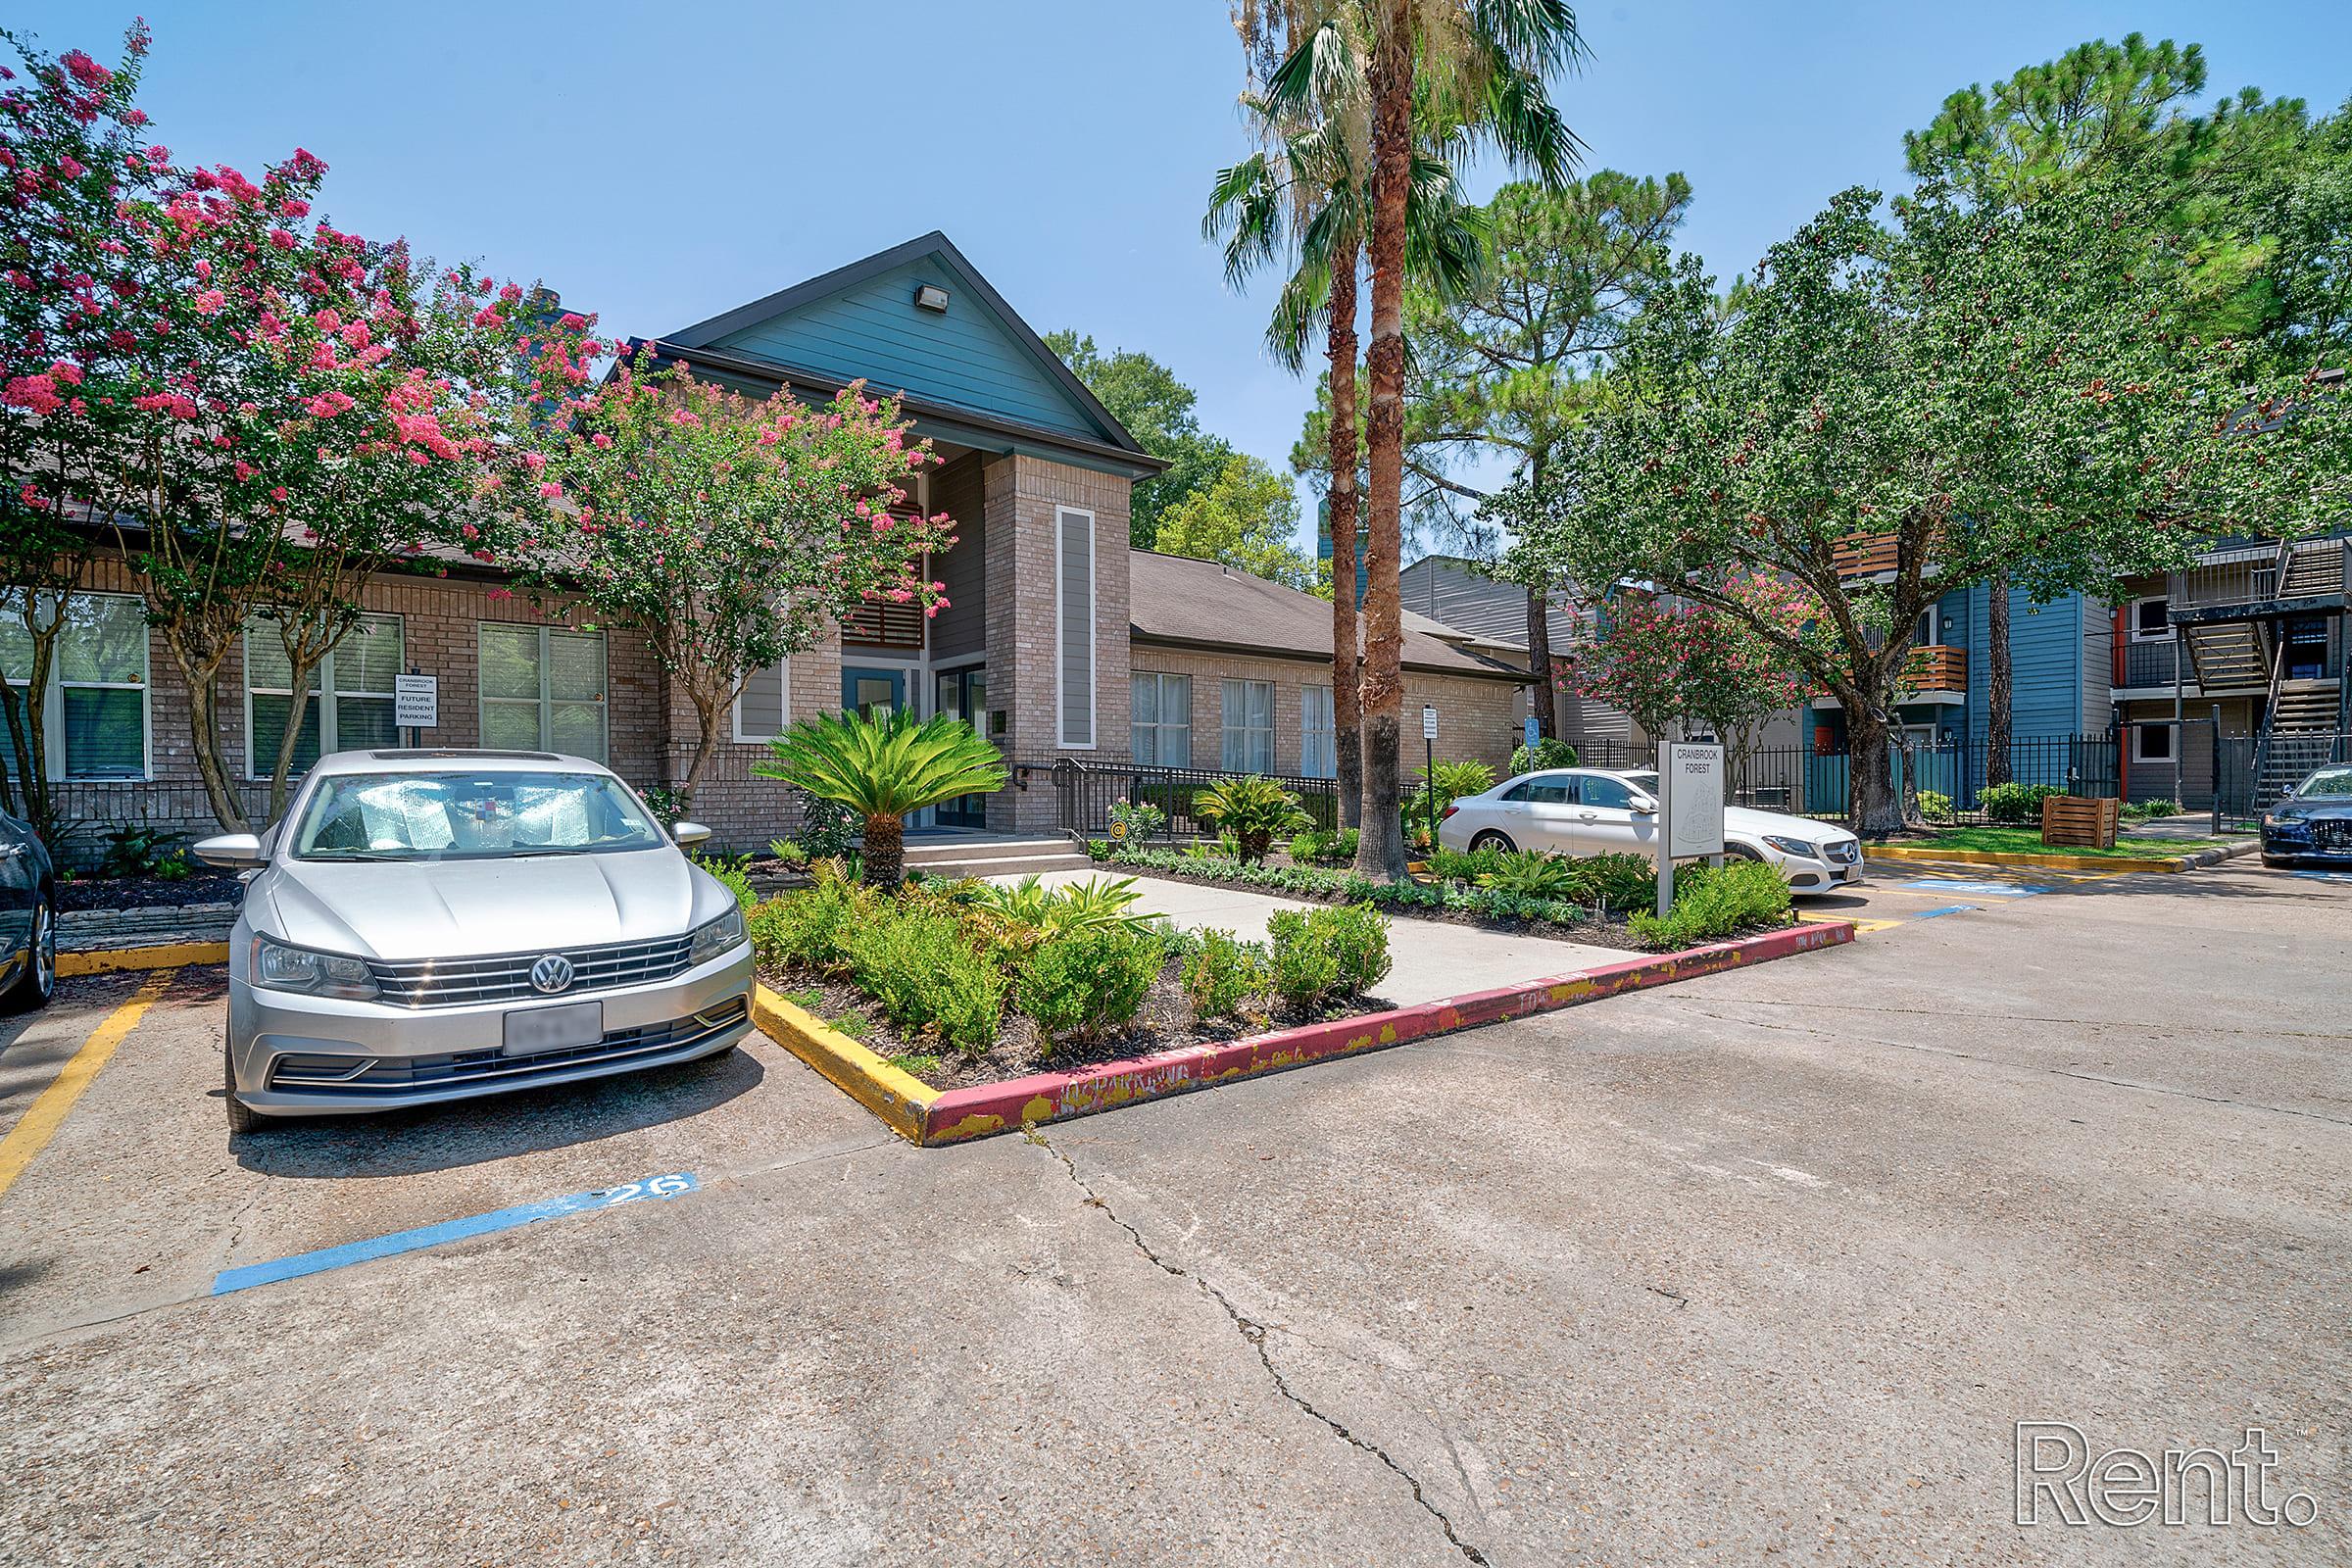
<box><xmin>58</xmin><ymin>940</ymin><xmax>231</xmax><ymax>977</ymax></box>
<box><xmin>1864</xmin><ymin>844</ymin><xmax>2197</xmax><ymax>874</ymax></box>
<box><xmin>750</xmin><ymin>983</ymin><xmax>936</xmax><ymax>1144</ymax></box>
<box><xmin>0</xmin><ymin>970</ymin><xmax>172</xmax><ymax>1201</ymax></box>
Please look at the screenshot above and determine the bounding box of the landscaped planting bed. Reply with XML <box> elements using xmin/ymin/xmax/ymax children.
<box><xmin>1086</xmin><ymin>841</ymin><xmax>1799</xmax><ymax>954</ymax></box>
<box><xmin>748</xmin><ymin>863</ymin><xmax>1398</xmax><ymax>1093</ymax></box>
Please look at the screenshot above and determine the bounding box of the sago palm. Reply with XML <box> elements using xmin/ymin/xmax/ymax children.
<box><xmin>1207</xmin><ymin>7</ymin><xmax>1484</xmax><ymax>838</ymax></box>
<box><xmin>756</xmin><ymin>709</ymin><xmax>1007</xmax><ymax>888</ymax></box>
<box><xmin>1239</xmin><ymin>0</ymin><xmax>1582</xmax><ymax>883</ymax></box>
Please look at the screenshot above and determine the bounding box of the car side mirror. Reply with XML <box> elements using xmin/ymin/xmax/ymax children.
<box><xmin>193</xmin><ymin>832</ymin><xmax>267</xmax><ymax>869</ymax></box>
<box><xmin>670</xmin><ymin>820</ymin><xmax>713</xmax><ymax>849</ymax></box>
<box><xmin>1630</xmin><ymin>797</ymin><xmax>1657</xmax><ymax>814</ymax></box>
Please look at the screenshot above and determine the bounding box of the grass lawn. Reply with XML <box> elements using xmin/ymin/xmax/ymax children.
<box><xmin>1872</xmin><ymin>825</ymin><xmax>2236</xmax><ymax>858</ymax></box>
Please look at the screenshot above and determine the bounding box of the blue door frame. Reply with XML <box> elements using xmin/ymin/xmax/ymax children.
<box><xmin>841</xmin><ymin>666</ymin><xmax>905</xmax><ymax>720</ymax></box>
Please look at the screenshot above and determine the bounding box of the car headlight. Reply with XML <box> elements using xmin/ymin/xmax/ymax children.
<box><xmin>1761</xmin><ymin>834</ymin><xmax>1819</xmax><ymax>858</ymax></box>
<box><xmin>689</xmin><ymin>906</ymin><xmax>748</xmax><ymax>965</ymax></box>
<box><xmin>250</xmin><ymin>934</ymin><xmax>378</xmax><ymax>1000</ymax></box>
<box><xmin>2264</xmin><ymin>812</ymin><xmax>2308</xmax><ymax>832</ymax></box>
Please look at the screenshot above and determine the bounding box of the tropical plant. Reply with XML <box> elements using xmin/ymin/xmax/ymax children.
<box><xmin>1209</xmin><ymin>2</ymin><xmax>1494</xmax><ymax>836</ymax></box>
<box><xmin>756</xmin><ymin>709</ymin><xmax>1008</xmax><ymax>888</ymax></box>
<box><xmin>1405</xmin><ymin>758</ymin><xmax>1494</xmax><ymax>823</ymax></box>
<box><xmin>1474</xmin><ymin>848</ymin><xmax>1579</xmax><ymax>898</ymax></box>
<box><xmin>1238</xmin><ymin>0</ymin><xmax>1580</xmax><ymax>882</ymax></box>
<box><xmin>966</xmin><ymin>874</ymin><xmax>1151</xmax><ymax>939</ymax></box>
<box><xmin>95</xmin><ymin>824</ymin><xmax>183</xmax><ymax>880</ymax></box>
<box><xmin>1193</xmin><ymin>775</ymin><xmax>1311</xmax><ymax>862</ymax></box>
<box><xmin>1107</xmin><ymin>798</ymin><xmax>1168</xmax><ymax>845</ymax></box>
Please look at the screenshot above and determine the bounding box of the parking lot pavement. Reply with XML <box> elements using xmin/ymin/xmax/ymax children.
<box><xmin>2</xmin><ymin>858</ymin><xmax>2346</xmax><ymax>1564</ymax></box>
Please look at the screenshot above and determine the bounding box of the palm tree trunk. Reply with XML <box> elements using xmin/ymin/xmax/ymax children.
<box><xmin>1352</xmin><ymin>0</ymin><xmax>1412</xmax><ymax>884</ymax></box>
<box><xmin>861</xmin><ymin>811</ymin><xmax>905</xmax><ymax>890</ymax></box>
<box><xmin>1327</xmin><ymin>234</ymin><xmax>1364</xmax><ymax>831</ymax></box>
<box><xmin>1985</xmin><ymin>574</ymin><xmax>2013</xmax><ymax>788</ymax></box>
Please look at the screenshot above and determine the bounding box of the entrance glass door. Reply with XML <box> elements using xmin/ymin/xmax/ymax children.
<box><xmin>933</xmin><ymin>666</ymin><xmax>990</xmax><ymax>827</ymax></box>
<box><xmin>842</xmin><ymin>667</ymin><xmax>904</xmax><ymax>721</ymax></box>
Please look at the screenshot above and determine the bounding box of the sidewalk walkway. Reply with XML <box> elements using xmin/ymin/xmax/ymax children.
<box><xmin>999</xmin><ymin>868</ymin><xmax>1625</xmax><ymax>1007</ymax></box>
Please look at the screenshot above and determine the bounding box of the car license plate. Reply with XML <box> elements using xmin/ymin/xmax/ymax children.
<box><xmin>503</xmin><ymin>1001</ymin><xmax>604</xmax><ymax>1055</ymax></box>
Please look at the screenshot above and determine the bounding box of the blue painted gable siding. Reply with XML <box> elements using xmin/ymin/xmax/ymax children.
<box><xmin>714</xmin><ymin>254</ymin><xmax>1102</xmax><ymax>440</ymax></box>
<box><xmin>1963</xmin><ymin>583</ymin><xmax>2086</xmax><ymax>739</ymax></box>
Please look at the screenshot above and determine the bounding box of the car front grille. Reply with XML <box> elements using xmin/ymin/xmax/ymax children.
<box><xmin>367</xmin><ymin>934</ymin><xmax>698</xmax><ymax>1007</ymax></box>
<box><xmin>267</xmin><ymin>997</ymin><xmax>749</xmax><ymax>1097</ymax></box>
<box><xmin>2314</xmin><ymin>820</ymin><xmax>2352</xmax><ymax>849</ymax></box>
<box><xmin>1823</xmin><ymin>838</ymin><xmax>1861</xmax><ymax>865</ymax></box>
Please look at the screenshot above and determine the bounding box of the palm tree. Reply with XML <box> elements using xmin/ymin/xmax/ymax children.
<box><xmin>1242</xmin><ymin>0</ymin><xmax>1582</xmax><ymax>880</ymax></box>
<box><xmin>755</xmin><ymin>709</ymin><xmax>1009</xmax><ymax>889</ymax></box>
<box><xmin>1205</xmin><ymin>13</ymin><xmax>1483</xmax><ymax>834</ymax></box>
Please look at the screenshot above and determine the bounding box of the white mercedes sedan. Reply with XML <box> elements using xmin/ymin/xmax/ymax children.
<box><xmin>1434</xmin><ymin>766</ymin><xmax>1865</xmax><ymax>894</ymax></box>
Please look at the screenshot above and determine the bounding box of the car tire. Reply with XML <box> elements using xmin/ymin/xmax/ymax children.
<box><xmin>2262</xmin><ymin>855</ymin><xmax>2289</xmax><ymax>869</ymax></box>
<box><xmin>0</xmin><ymin>891</ymin><xmax>57</xmax><ymax>1014</ymax></box>
<box><xmin>223</xmin><ymin>1046</ymin><xmax>265</xmax><ymax>1135</ymax></box>
<box><xmin>1469</xmin><ymin>830</ymin><xmax>1516</xmax><ymax>854</ymax></box>
<box><xmin>1723</xmin><ymin>844</ymin><xmax>1764</xmax><ymax>862</ymax></box>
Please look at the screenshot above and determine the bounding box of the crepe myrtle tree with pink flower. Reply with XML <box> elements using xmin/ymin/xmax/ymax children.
<box><xmin>508</xmin><ymin>346</ymin><xmax>954</xmax><ymax>812</ymax></box>
<box><xmin>0</xmin><ymin>22</ymin><xmax>603</xmax><ymax>830</ymax></box>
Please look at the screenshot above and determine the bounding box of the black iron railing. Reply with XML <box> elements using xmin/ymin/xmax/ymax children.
<box><xmin>1014</xmin><ymin>758</ymin><xmax>1340</xmax><ymax>841</ymax></box>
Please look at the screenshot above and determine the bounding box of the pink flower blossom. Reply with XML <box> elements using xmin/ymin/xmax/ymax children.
<box><xmin>192</xmin><ymin>288</ymin><xmax>225</xmax><ymax>315</ymax></box>
<box><xmin>538</xmin><ymin>481</ymin><xmax>564</xmax><ymax>499</ymax></box>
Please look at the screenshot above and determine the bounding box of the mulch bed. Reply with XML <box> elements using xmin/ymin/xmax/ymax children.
<box><xmin>760</xmin><ymin>956</ymin><xmax>1396</xmax><ymax>1095</ymax></box>
<box><xmin>1097</xmin><ymin>855</ymin><xmax>1654</xmax><ymax>955</ymax></box>
<box><xmin>58</xmin><ymin>872</ymin><xmax>244</xmax><ymax>913</ymax></box>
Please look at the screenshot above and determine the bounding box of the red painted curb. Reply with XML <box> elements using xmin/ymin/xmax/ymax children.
<box><xmin>918</xmin><ymin>919</ymin><xmax>1854</xmax><ymax>1145</ymax></box>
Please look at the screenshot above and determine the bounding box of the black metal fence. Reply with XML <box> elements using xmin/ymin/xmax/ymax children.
<box><xmin>1015</xmin><ymin>759</ymin><xmax>1341</xmax><ymax>843</ymax></box>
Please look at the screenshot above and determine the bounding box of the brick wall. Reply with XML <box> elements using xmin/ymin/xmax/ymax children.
<box><xmin>1123</xmin><ymin>642</ymin><xmax>1526</xmax><ymax>779</ymax></box>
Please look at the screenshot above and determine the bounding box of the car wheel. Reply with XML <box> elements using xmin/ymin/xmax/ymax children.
<box><xmin>223</xmin><ymin>1046</ymin><xmax>264</xmax><ymax>1135</ymax></box>
<box><xmin>1469</xmin><ymin>830</ymin><xmax>1516</xmax><ymax>854</ymax></box>
<box><xmin>1</xmin><ymin>891</ymin><xmax>57</xmax><ymax>1014</ymax></box>
<box><xmin>1723</xmin><ymin>843</ymin><xmax>1764</xmax><ymax>862</ymax></box>
<box><xmin>2262</xmin><ymin>855</ymin><xmax>2289</xmax><ymax>869</ymax></box>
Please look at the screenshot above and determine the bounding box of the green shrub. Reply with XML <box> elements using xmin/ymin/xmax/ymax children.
<box><xmin>748</xmin><ymin>862</ymin><xmax>872</xmax><ymax>970</ymax></box>
<box><xmin>1510</xmin><ymin>736</ymin><xmax>1578</xmax><ymax>774</ymax></box>
<box><xmin>1477</xmin><ymin>850</ymin><xmax>1581</xmax><ymax>898</ymax></box>
<box><xmin>693</xmin><ymin>852</ymin><xmax>758</xmax><ymax>910</ymax></box>
<box><xmin>839</xmin><ymin>906</ymin><xmax>1006</xmax><ymax>1055</ymax></box>
<box><xmin>2124</xmin><ymin>796</ymin><xmax>2183</xmax><ymax>820</ymax></box>
<box><xmin>1567</xmin><ymin>852</ymin><xmax>1658</xmax><ymax>910</ymax></box>
<box><xmin>1194</xmin><ymin>775</ymin><xmax>1311</xmax><ymax>861</ymax></box>
<box><xmin>1107</xmin><ymin>798</ymin><xmax>1168</xmax><ymax>844</ymax></box>
<box><xmin>1978</xmin><ymin>782</ymin><xmax>2064</xmax><ymax>825</ymax></box>
<box><xmin>1019</xmin><ymin>924</ymin><xmax>1161</xmax><ymax>1046</ymax></box>
<box><xmin>97</xmin><ymin>824</ymin><xmax>183</xmax><ymax>879</ymax></box>
<box><xmin>1181</xmin><ymin>927</ymin><xmax>1270</xmax><ymax>1022</ymax></box>
<box><xmin>765</xmin><ymin>839</ymin><xmax>811</xmax><ymax>869</ymax></box>
<box><xmin>1424</xmin><ymin>845</ymin><xmax>1505</xmax><ymax>883</ymax></box>
<box><xmin>1265</xmin><ymin>903</ymin><xmax>1391</xmax><ymax>1013</ymax></box>
<box><xmin>1915</xmin><ymin>790</ymin><xmax>1954</xmax><ymax>821</ymax></box>
<box><xmin>1629</xmin><ymin>858</ymin><xmax>1792</xmax><ymax>951</ymax></box>
<box><xmin>790</xmin><ymin>791</ymin><xmax>858</xmax><ymax>858</ymax></box>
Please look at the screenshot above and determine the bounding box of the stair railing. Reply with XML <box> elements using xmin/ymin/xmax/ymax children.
<box><xmin>2251</xmin><ymin>625</ymin><xmax>2292</xmax><ymax>806</ymax></box>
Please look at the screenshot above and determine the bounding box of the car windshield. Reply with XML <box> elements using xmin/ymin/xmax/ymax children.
<box><xmin>290</xmin><ymin>770</ymin><xmax>666</xmax><ymax>861</ymax></box>
<box><xmin>2298</xmin><ymin>765</ymin><xmax>2352</xmax><ymax>798</ymax></box>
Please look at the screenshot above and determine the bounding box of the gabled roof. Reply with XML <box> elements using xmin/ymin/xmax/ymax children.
<box><xmin>652</xmin><ymin>231</ymin><xmax>1160</xmax><ymax>474</ymax></box>
<box><xmin>1129</xmin><ymin>551</ymin><xmax>1532</xmax><ymax>684</ymax></box>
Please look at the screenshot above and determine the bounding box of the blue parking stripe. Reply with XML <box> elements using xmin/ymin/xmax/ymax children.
<box><xmin>1908</xmin><ymin>905</ymin><xmax>1981</xmax><ymax>919</ymax></box>
<box><xmin>212</xmin><ymin>1172</ymin><xmax>699</xmax><ymax>1296</ymax></box>
<box><xmin>2292</xmin><ymin>870</ymin><xmax>2352</xmax><ymax>882</ymax></box>
<box><xmin>1897</xmin><ymin>878</ymin><xmax>2051</xmax><ymax>898</ymax></box>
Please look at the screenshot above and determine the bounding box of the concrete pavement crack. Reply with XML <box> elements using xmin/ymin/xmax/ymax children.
<box><xmin>1026</xmin><ymin>1127</ymin><xmax>1493</xmax><ymax>1567</ymax></box>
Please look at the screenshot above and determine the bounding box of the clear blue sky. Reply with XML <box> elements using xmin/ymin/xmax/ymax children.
<box><xmin>23</xmin><ymin>1</ymin><xmax>2350</xmax><ymax>549</ymax></box>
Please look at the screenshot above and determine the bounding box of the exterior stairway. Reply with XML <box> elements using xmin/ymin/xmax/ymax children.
<box><xmin>2280</xmin><ymin>542</ymin><xmax>2348</xmax><ymax>600</ymax></box>
<box><xmin>2180</xmin><ymin>618</ymin><xmax>2268</xmax><ymax>689</ymax></box>
<box><xmin>2255</xmin><ymin>687</ymin><xmax>2344</xmax><ymax>805</ymax></box>
<box><xmin>901</xmin><ymin>832</ymin><xmax>1094</xmax><ymax>881</ymax></box>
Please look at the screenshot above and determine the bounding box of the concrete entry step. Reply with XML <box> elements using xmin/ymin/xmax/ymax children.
<box><xmin>900</xmin><ymin>835</ymin><xmax>1074</xmax><ymax>867</ymax></box>
<box><xmin>926</xmin><ymin>853</ymin><xmax>1098</xmax><ymax>881</ymax></box>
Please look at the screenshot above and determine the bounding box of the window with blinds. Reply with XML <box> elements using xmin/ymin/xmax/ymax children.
<box><xmin>1130</xmin><ymin>671</ymin><xmax>1191</xmax><ymax>766</ymax></box>
<box><xmin>1057</xmin><ymin>506</ymin><xmax>1095</xmax><ymax>748</ymax></box>
<box><xmin>244</xmin><ymin>612</ymin><xmax>403</xmax><ymax>777</ymax></box>
<box><xmin>1221</xmin><ymin>679</ymin><xmax>1274</xmax><ymax>774</ymax></box>
<box><xmin>1299</xmin><ymin>683</ymin><xmax>1336</xmax><ymax>779</ymax></box>
<box><xmin>0</xmin><ymin>590</ymin><xmax>149</xmax><ymax>780</ymax></box>
<box><xmin>732</xmin><ymin>659</ymin><xmax>789</xmax><ymax>742</ymax></box>
<box><xmin>479</xmin><ymin>622</ymin><xmax>608</xmax><ymax>761</ymax></box>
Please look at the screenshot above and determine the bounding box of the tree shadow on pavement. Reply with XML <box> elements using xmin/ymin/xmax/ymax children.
<box><xmin>224</xmin><ymin>1044</ymin><xmax>764</xmax><ymax>1180</ymax></box>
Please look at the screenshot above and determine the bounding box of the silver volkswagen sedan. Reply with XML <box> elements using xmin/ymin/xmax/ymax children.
<box><xmin>197</xmin><ymin>750</ymin><xmax>754</xmax><ymax>1131</ymax></box>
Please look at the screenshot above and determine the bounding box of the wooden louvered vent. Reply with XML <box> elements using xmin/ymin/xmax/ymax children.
<box><xmin>842</xmin><ymin>505</ymin><xmax>927</xmax><ymax>650</ymax></box>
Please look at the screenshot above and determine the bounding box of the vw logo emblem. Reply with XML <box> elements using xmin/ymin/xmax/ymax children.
<box><xmin>529</xmin><ymin>954</ymin><xmax>574</xmax><ymax>995</ymax></box>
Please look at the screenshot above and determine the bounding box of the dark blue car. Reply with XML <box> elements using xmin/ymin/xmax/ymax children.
<box><xmin>0</xmin><ymin>806</ymin><xmax>57</xmax><ymax>1012</ymax></box>
<box><xmin>2262</xmin><ymin>763</ymin><xmax>2352</xmax><ymax>867</ymax></box>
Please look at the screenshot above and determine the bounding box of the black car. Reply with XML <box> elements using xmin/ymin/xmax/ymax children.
<box><xmin>2262</xmin><ymin>763</ymin><xmax>2352</xmax><ymax>867</ymax></box>
<box><xmin>0</xmin><ymin>807</ymin><xmax>57</xmax><ymax>1012</ymax></box>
